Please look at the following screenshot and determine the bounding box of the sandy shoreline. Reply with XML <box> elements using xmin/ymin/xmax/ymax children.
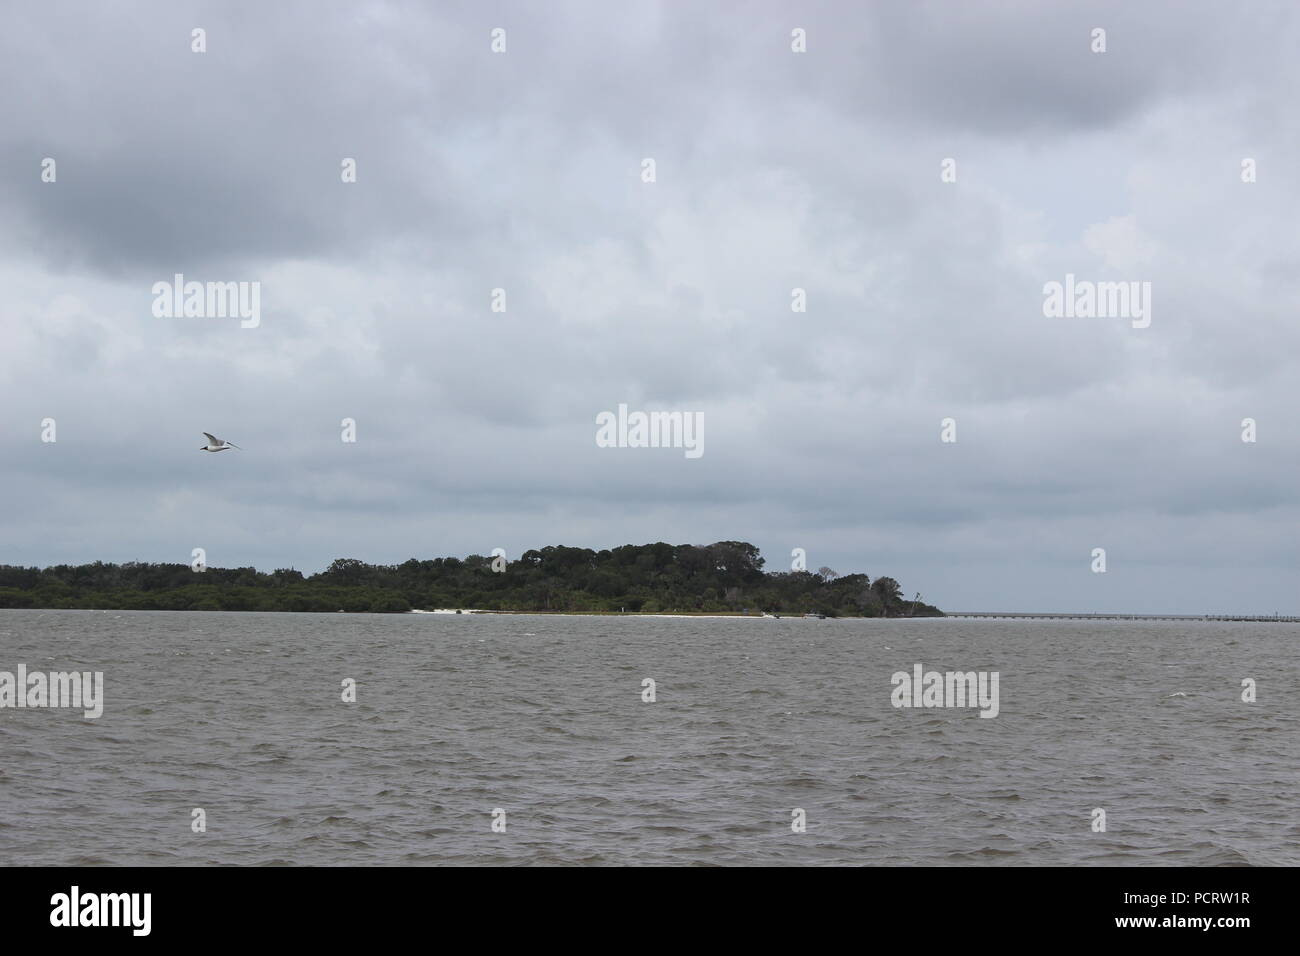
<box><xmin>409</xmin><ymin>609</ymin><xmax>859</xmax><ymax>619</ymax></box>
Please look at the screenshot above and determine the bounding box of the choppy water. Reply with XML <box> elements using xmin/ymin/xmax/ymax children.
<box><xmin>1</xmin><ymin>609</ymin><xmax>1296</xmax><ymax>866</ymax></box>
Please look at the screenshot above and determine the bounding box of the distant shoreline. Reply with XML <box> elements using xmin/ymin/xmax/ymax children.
<box><xmin>0</xmin><ymin>543</ymin><xmax>943</xmax><ymax>618</ymax></box>
<box><xmin>412</xmin><ymin>609</ymin><xmax>880</xmax><ymax>619</ymax></box>
<box><xmin>3</xmin><ymin>608</ymin><xmax>1295</xmax><ymax>621</ymax></box>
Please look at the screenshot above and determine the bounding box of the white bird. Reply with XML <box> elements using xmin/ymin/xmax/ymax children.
<box><xmin>200</xmin><ymin>432</ymin><xmax>240</xmax><ymax>452</ymax></box>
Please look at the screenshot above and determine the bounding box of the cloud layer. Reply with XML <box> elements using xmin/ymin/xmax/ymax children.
<box><xmin>2</xmin><ymin>1</ymin><xmax>1299</xmax><ymax>613</ymax></box>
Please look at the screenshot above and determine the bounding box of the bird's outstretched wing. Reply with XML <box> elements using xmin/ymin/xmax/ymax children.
<box><xmin>203</xmin><ymin>432</ymin><xmax>218</xmax><ymax>444</ymax></box>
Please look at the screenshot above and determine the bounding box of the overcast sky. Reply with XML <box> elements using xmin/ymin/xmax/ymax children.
<box><xmin>2</xmin><ymin>1</ymin><xmax>1298</xmax><ymax>614</ymax></box>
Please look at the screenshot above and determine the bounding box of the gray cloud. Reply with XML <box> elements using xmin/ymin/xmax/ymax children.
<box><xmin>2</xmin><ymin>0</ymin><xmax>1299</xmax><ymax>613</ymax></box>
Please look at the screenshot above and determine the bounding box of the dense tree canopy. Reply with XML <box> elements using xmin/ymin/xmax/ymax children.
<box><xmin>0</xmin><ymin>543</ymin><xmax>942</xmax><ymax>616</ymax></box>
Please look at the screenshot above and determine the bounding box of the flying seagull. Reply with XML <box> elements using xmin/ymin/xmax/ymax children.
<box><xmin>200</xmin><ymin>432</ymin><xmax>240</xmax><ymax>452</ymax></box>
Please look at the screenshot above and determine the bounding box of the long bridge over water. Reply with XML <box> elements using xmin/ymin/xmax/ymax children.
<box><xmin>945</xmin><ymin>612</ymin><xmax>1300</xmax><ymax>623</ymax></box>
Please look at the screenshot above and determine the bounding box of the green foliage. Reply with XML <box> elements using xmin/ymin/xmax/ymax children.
<box><xmin>0</xmin><ymin>543</ymin><xmax>943</xmax><ymax>616</ymax></box>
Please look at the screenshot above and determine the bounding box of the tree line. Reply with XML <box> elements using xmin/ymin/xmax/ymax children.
<box><xmin>0</xmin><ymin>541</ymin><xmax>943</xmax><ymax>616</ymax></box>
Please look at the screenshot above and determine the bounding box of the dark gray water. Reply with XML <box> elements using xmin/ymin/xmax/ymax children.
<box><xmin>1</xmin><ymin>609</ymin><xmax>1296</xmax><ymax>866</ymax></box>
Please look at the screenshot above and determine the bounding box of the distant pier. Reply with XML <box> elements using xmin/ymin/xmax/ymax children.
<box><xmin>945</xmin><ymin>612</ymin><xmax>1300</xmax><ymax>623</ymax></box>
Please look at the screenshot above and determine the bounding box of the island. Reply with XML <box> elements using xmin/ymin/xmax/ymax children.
<box><xmin>0</xmin><ymin>541</ymin><xmax>943</xmax><ymax>617</ymax></box>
